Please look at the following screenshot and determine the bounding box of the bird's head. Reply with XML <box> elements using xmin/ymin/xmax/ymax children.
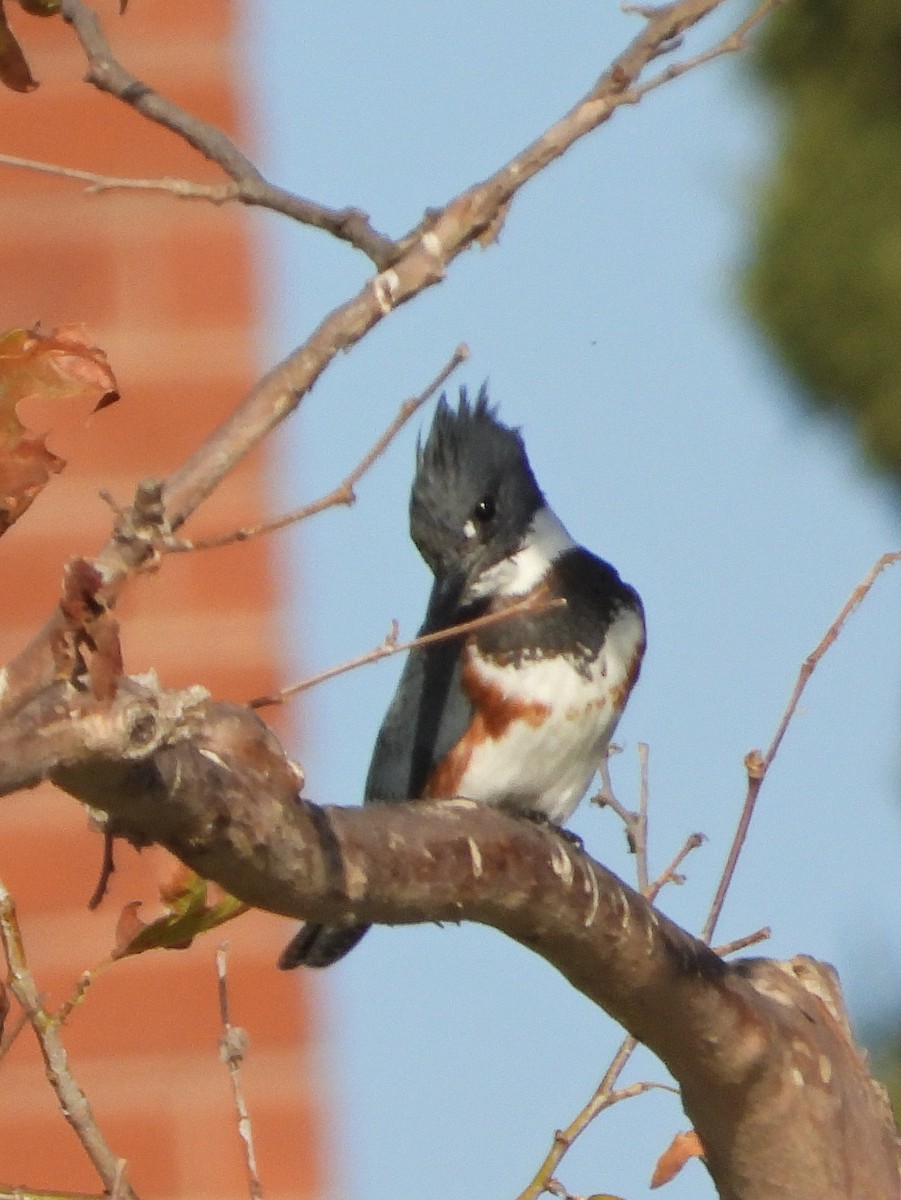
<box><xmin>410</xmin><ymin>385</ymin><xmax>545</xmax><ymax>606</ymax></box>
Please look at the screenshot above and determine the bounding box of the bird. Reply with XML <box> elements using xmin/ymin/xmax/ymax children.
<box><xmin>278</xmin><ymin>384</ymin><xmax>645</xmax><ymax>969</ymax></box>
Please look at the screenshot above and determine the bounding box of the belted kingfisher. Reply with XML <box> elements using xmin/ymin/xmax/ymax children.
<box><xmin>279</xmin><ymin>385</ymin><xmax>645</xmax><ymax>969</ymax></box>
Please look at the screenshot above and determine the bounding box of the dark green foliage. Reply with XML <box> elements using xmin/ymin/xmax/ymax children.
<box><xmin>871</xmin><ymin>1029</ymin><xmax>901</xmax><ymax>1130</ymax></box>
<box><xmin>744</xmin><ymin>0</ymin><xmax>901</xmax><ymax>483</ymax></box>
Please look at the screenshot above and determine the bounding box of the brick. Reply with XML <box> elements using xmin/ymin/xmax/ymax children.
<box><xmin>39</xmin><ymin>929</ymin><xmax>308</xmax><ymax>1056</ymax></box>
<box><xmin>157</xmin><ymin>223</ymin><xmax>257</xmax><ymax>328</ymax></box>
<box><xmin>0</xmin><ymin>237</ymin><xmax>118</xmax><ymax>329</ymax></box>
<box><xmin>108</xmin><ymin>216</ymin><xmax>256</xmax><ymax>332</ymax></box>
<box><xmin>105</xmin><ymin>0</ymin><xmax>238</xmax><ymax>43</ymax></box>
<box><xmin>115</xmin><ymin>610</ymin><xmax>279</xmax><ymax>692</ymax></box>
<box><xmin>94</xmin><ymin>1110</ymin><xmax>183</xmax><ymax>1196</ymax></box>
<box><xmin>169</xmin><ymin>1105</ymin><xmax>253</xmax><ymax>1197</ymax></box>
<box><xmin>25</xmin><ymin>366</ymin><xmax>262</xmax><ymax>477</ymax></box>
<box><xmin>0</xmin><ymin>1112</ymin><xmax>131</xmax><ymax>1194</ymax></box>
<box><xmin>0</xmin><ymin>84</ymin><xmax>235</xmax><ymax>183</ymax></box>
<box><xmin>124</xmin><ymin>537</ymin><xmax>278</xmax><ymax>615</ymax></box>
<box><xmin>60</xmin><ymin>951</ymin><xmax>236</xmax><ymax>1059</ymax></box>
<box><xmin>0</xmin><ymin>805</ymin><xmax>107</xmax><ymax>917</ymax></box>
<box><xmin>0</xmin><ymin>486</ymin><xmax>278</xmax><ymax>636</ymax></box>
<box><xmin>0</xmin><ymin>0</ymin><xmax>239</xmax><ymax>63</ymax></box>
<box><xmin>0</xmin><ymin>4</ymin><xmax>319</xmax><ymax>1195</ymax></box>
<box><xmin>0</xmin><ymin>529</ymin><xmax>106</xmax><ymax>624</ymax></box>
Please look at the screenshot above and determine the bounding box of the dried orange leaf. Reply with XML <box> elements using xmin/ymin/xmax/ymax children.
<box><xmin>650</xmin><ymin>1129</ymin><xmax>704</xmax><ymax>1188</ymax></box>
<box><xmin>2</xmin><ymin>325</ymin><xmax>120</xmax><ymax>411</ymax></box>
<box><xmin>0</xmin><ymin>326</ymin><xmax>119</xmax><ymax>533</ymax></box>
<box><xmin>0</xmin><ymin>2</ymin><xmax>38</xmax><ymax>92</ymax></box>
<box><xmin>88</xmin><ymin>612</ymin><xmax>123</xmax><ymax>701</ymax></box>
<box><xmin>113</xmin><ymin>900</ymin><xmax>147</xmax><ymax>958</ymax></box>
<box><xmin>0</xmin><ymin>325</ymin><xmax>119</xmax><ymax>422</ymax></box>
<box><xmin>0</xmin><ymin>428</ymin><xmax>62</xmax><ymax>535</ymax></box>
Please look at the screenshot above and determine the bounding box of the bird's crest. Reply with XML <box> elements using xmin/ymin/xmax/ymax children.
<box><xmin>410</xmin><ymin>384</ymin><xmax>544</xmax><ymax>580</ymax></box>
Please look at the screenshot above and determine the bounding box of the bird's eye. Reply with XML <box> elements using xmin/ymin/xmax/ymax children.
<box><xmin>473</xmin><ymin>495</ymin><xmax>496</xmax><ymax>525</ymax></box>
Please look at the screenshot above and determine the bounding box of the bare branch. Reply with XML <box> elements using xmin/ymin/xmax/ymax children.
<box><xmin>0</xmin><ymin>878</ymin><xmax>138</xmax><ymax>1200</ymax></box>
<box><xmin>635</xmin><ymin>741</ymin><xmax>650</xmax><ymax>894</ymax></box>
<box><xmin>516</xmin><ymin>545</ymin><xmax>897</xmax><ymax>1198</ymax></box>
<box><xmin>646</xmin><ymin>831</ymin><xmax>705</xmax><ymax>903</ymax></box>
<box><xmin>0</xmin><ymin>667</ymin><xmax>895</xmax><ymax>1199</ymax></box>
<box><xmin>621</xmin><ymin>0</ymin><xmax>787</xmax><ymax>103</ymax></box>
<box><xmin>249</xmin><ymin>593</ymin><xmax>566</xmax><ymax>708</ymax></box>
<box><xmin>0</xmin><ymin>1190</ymin><xmax>107</xmax><ymax>1200</ymax></box>
<box><xmin>169</xmin><ymin>344</ymin><xmax>469</xmax><ymax>553</ymax></box>
<box><xmin>57</xmin><ymin>1</ymin><xmax>398</xmax><ymax>265</ymax></box>
<box><xmin>0</xmin><ymin>1006</ymin><xmax>29</xmax><ymax>1064</ymax></box>
<box><xmin>594</xmin><ymin>746</ymin><xmax>648</xmax><ymax>868</ymax></box>
<box><xmin>701</xmin><ymin>550</ymin><xmax>901</xmax><ymax>943</ymax></box>
<box><xmin>0</xmin><ymin>0</ymin><xmax>779</xmax><ymax>723</ymax></box>
<box><xmin>712</xmin><ymin>925</ymin><xmax>771</xmax><ymax>958</ymax></box>
<box><xmin>533</xmin><ymin>750</ymin><xmax>705</xmax><ymax>1199</ymax></box>
<box><xmin>515</xmin><ymin>1033</ymin><xmax>664</xmax><ymax>1200</ymax></box>
<box><xmin>0</xmin><ymin>153</ymin><xmax>233</xmax><ymax>199</ymax></box>
<box><xmin>216</xmin><ymin>945</ymin><xmax>263</xmax><ymax>1200</ymax></box>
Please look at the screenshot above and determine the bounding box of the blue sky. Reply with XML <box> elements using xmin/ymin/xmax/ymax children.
<box><xmin>249</xmin><ymin>5</ymin><xmax>901</xmax><ymax>1199</ymax></box>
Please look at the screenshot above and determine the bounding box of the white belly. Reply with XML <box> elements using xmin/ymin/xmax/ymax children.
<box><xmin>453</xmin><ymin>606</ymin><xmax>644</xmax><ymax>824</ymax></box>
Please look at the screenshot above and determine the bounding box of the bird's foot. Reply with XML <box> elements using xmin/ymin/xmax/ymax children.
<box><xmin>516</xmin><ymin>807</ymin><xmax>584</xmax><ymax>851</ymax></box>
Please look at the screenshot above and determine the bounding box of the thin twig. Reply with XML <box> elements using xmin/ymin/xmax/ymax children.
<box><xmin>526</xmin><ymin>747</ymin><xmax>704</xmax><ymax>1200</ymax></box>
<box><xmin>0</xmin><ymin>153</ymin><xmax>236</xmax><ymax>200</ymax></box>
<box><xmin>54</xmin><ymin>962</ymin><xmax>114</xmax><ymax>1029</ymax></box>
<box><xmin>0</xmin><ymin>1007</ymin><xmax>29</xmax><ymax>1064</ymax></box>
<box><xmin>169</xmin><ymin>345</ymin><xmax>469</xmax><ymax>552</ymax></box>
<box><xmin>595</xmin><ymin>745</ymin><xmax>661</xmax><ymax>893</ymax></box>
<box><xmin>58</xmin><ymin>1</ymin><xmax>398</xmax><ymax>266</ymax></box>
<box><xmin>594</xmin><ymin>748</ymin><xmax>644</xmax><ymax>855</ymax></box>
<box><xmin>0</xmin><ymin>0</ymin><xmax>772</xmax><ymax>723</ymax></box>
<box><xmin>86</xmin><ymin>829</ymin><xmax>116</xmax><ymax>910</ymax></box>
<box><xmin>635</xmin><ymin>742</ymin><xmax>650</xmax><ymax>895</ymax></box>
<box><xmin>216</xmin><ymin>945</ymin><xmax>263</xmax><ymax>1200</ymax></box>
<box><xmin>515</xmin><ymin>1033</ymin><xmax>676</xmax><ymax>1200</ymax></box>
<box><xmin>620</xmin><ymin>0</ymin><xmax>786</xmax><ymax>104</ymax></box>
<box><xmin>712</xmin><ymin>925</ymin><xmax>771</xmax><ymax>958</ymax></box>
<box><xmin>249</xmin><ymin>594</ymin><xmax>566</xmax><ymax>707</ymax></box>
<box><xmin>0</xmin><ymin>877</ymin><xmax>138</xmax><ymax>1200</ymax></box>
<box><xmin>701</xmin><ymin>551</ymin><xmax>901</xmax><ymax>943</ymax></box>
<box><xmin>646</xmin><ymin>831</ymin><xmax>705</xmax><ymax>903</ymax></box>
<box><xmin>0</xmin><ymin>1189</ymin><xmax>109</xmax><ymax>1200</ymax></box>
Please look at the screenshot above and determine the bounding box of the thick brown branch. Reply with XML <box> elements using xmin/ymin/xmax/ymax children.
<box><xmin>0</xmin><ymin>677</ymin><xmax>895</xmax><ymax>1200</ymax></box>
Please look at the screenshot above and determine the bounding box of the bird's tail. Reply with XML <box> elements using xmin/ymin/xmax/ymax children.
<box><xmin>277</xmin><ymin>922</ymin><xmax>370</xmax><ymax>969</ymax></box>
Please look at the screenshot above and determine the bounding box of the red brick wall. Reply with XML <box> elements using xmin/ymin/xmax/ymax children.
<box><xmin>0</xmin><ymin>4</ymin><xmax>322</xmax><ymax>1197</ymax></box>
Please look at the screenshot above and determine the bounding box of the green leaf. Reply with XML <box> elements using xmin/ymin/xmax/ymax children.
<box><xmin>113</xmin><ymin>870</ymin><xmax>248</xmax><ymax>958</ymax></box>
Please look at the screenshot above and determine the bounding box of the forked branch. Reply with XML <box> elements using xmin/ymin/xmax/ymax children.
<box><xmin>0</xmin><ymin>0</ymin><xmax>778</xmax><ymax>722</ymax></box>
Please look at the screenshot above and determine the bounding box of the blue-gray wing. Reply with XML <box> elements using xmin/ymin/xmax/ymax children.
<box><xmin>364</xmin><ymin>587</ymin><xmax>475</xmax><ymax>805</ymax></box>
